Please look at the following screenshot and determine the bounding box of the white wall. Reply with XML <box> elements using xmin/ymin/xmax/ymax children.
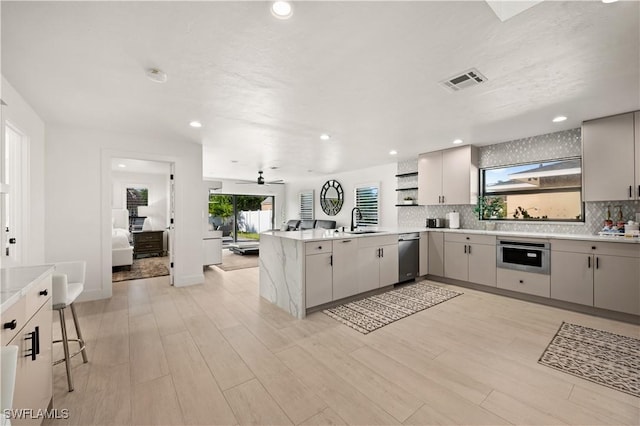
<box><xmin>284</xmin><ymin>163</ymin><xmax>398</xmax><ymax>229</ymax></box>
<box><xmin>112</xmin><ymin>170</ymin><xmax>170</xmax><ymax>231</ymax></box>
<box><xmin>0</xmin><ymin>76</ymin><xmax>46</xmax><ymax>265</ymax></box>
<box><xmin>203</xmin><ymin>178</ymin><xmax>286</xmax><ymax>235</ymax></box>
<box><xmin>45</xmin><ymin>125</ymin><xmax>204</xmax><ymax>300</ymax></box>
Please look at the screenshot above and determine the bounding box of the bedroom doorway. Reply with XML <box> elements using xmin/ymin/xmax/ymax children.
<box><xmin>111</xmin><ymin>158</ymin><xmax>173</xmax><ymax>285</ymax></box>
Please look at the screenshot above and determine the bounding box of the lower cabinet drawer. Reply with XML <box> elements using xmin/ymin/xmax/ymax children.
<box><xmin>1</xmin><ymin>298</ymin><xmax>26</xmax><ymax>344</ymax></box>
<box><xmin>497</xmin><ymin>268</ymin><xmax>550</xmax><ymax>298</ymax></box>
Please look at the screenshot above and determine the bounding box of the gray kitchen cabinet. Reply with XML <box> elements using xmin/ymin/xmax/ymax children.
<box><xmin>305</xmin><ymin>242</ymin><xmax>333</xmax><ymax>308</ymax></box>
<box><xmin>550</xmin><ymin>250</ymin><xmax>594</xmax><ymax>306</ymax></box>
<box><xmin>332</xmin><ymin>238</ymin><xmax>359</xmax><ymax>300</ymax></box>
<box><xmin>428</xmin><ymin>232</ymin><xmax>444</xmax><ymax>276</ymax></box>
<box><xmin>636</xmin><ymin>111</ymin><xmax>640</xmax><ymax>198</ymax></box>
<box><xmin>594</xmin><ymin>254</ymin><xmax>640</xmax><ymax>315</ymax></box>
<box><xmin>444</xmin><ymin>233</ymin><xmax>496</xmax><ymax>286</ymax></box>
<box><xmin>357</xmin><ymin>235</ymin><xmax>398</xmax><ymax>293</ymax></box>
<box><xmin>418</xmin><ymin>145</ymin><xmax>478</xmax><ymax>205</ymax></box>
<box><xmin>583</xmin><ymin>112</ymin><xmax>638</xmax><ymax>201</ymax></box>
<box><xmin>497</xmin><ymin>268</ymin><xmax>550</xmax><ymax>298</ymax></box>
<box><xmin>419</xmin><ymin>232</ymin><xmax>429</xmax><ymax>276</ymax></box>
<box><xmin>550</xmin><ymin>239</ymin><xmax>640</xmax><ymax>314</ymax></box>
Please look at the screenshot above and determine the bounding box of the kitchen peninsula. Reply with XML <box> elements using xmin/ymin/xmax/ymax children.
<box><xmin>259</xmin><ymin>229</ymin><xmax>401</xmax><ymax>318</ymax></box>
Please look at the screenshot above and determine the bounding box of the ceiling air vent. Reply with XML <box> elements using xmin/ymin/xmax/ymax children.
<box><xmin>440</xmin><ymin>68</ymin><xmax>488</xmax><ymax>92</ymax></box>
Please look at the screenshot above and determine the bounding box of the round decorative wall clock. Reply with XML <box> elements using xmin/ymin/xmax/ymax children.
<box><xmin>320</xmin><ymin>180</ymin><xmax>344</xmax><ymax>216</ymax></box>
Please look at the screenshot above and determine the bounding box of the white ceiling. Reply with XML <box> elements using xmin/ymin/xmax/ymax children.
<box><xmin>2</xmin><ymin>1</ymin><xmax>639</xmax><ymax>183</ymax></box>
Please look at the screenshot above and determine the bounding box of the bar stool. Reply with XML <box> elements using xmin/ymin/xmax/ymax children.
<box><xmin>1</xmin><ymin>345</ymin><xmax>18</xmax><ymax>426</ymax></box>
<box><xmin>52</xmin><ymin>261</ymin><xmax>88</xmax><ymax>392</ymax></box>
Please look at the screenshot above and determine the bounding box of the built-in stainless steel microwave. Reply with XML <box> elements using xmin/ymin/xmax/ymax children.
<box><xmin>497</xmin><ymin>239</ymin><xmax>550</xmax><ymax>275</ymax></box>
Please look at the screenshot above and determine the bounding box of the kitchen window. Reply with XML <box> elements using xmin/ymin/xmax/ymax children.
<box><xmin>479</xmin><ymin>157</ymin><xmax>584</xmax><ymax>222</ymax></box>
<box><xmin>355</xmin><ymin>183</ymin><xmax>379</xmax><ymax>225</ymax></box>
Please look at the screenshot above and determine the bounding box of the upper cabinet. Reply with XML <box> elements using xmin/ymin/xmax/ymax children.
<box><xmin>418</xmin><ymin>145</ymin><xmax>479</xmax><ymax>205</ymax></box>
<box><xmin>582</xmin><ymin>112</ymin><xmax>639</xmax><ymax>201</ymax></box>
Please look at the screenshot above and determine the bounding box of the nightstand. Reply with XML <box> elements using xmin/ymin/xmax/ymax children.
<box><xmin>133</xmin><ymin>231</ymin><xmax>164</xmax><ymax>259</ymax></box>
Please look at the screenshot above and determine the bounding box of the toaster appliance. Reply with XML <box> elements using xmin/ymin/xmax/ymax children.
<box><xmin>426</xmin><ymin>218</ymin><xmax>447</xmax><ymax>228</ymax></box>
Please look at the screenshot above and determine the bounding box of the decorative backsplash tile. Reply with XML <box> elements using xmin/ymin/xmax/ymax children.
<box><xmin>479</xmin><ymin>128</ymin><xmax>581</xmax><ymax>168</ymax></box>
<box><xmin>397</xmin><ymin>129</ymin><xmax>640</xmax><ymax>235</ymax></box>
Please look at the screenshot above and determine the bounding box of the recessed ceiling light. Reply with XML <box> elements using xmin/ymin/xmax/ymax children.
<box><xmin>602</xmin><ymin>0</ymin><xmax>618</xmax><ymax>3</ymax></box>
<box><xmin>389</xmin><ymin>150</ymin><xmax>398</xmax><ymax>155</ymax></box>
<box><xmin>118</xmin><ymin>164</ymin><xmax>126</xmax><ymax>168</ymax></box>
<box><xmin>320</xmin><ymin>133</ymin><xmax>331</xmax><ymax>141</ymax></box>
<box><xmin>453</xmin><ymin>139</ymin><xmax>463</xmax><ymax>145</ymax></box>
<box><xmin>271</xmin><ymin>1</ymin><xmax>293</xmax><ymax>19</ymax></box>
<box><xmin>552</xmin><ymin>116</ymin><xmax>567</xmax><ymax>123</ymax></box>
<box><xmin>231</xmin><ymin>160</ymin><xmax>238</xmax><ymax>163</ymax></box>
<box><xmin>189</xmin><ymin>121</ymin><xmax>202</xmax><ymax>128</ymax></box>
<box><xmin>270</xmin><ymin>166</ymin><xmax>279</xmax><ymax>170</ymax></box>
<box><xmin>145</xmin><ymin>68</ymin><xmax>168</xmax><ymax>83</ymax></box>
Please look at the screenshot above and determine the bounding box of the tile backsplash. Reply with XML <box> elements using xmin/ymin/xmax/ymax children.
<box><xmin>397</xmin><ymin>128</ymin><xmax>640</xmax><ymax>235</ymax></box>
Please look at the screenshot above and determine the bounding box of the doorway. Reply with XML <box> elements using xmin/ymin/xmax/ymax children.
<box><xmin>207</xmin><ymin>193</ymin><xmax>275</xmax><ymax>247</ymax></box>
<box><xmin>110</xmin><ymin>158</ymin><xmax>174</xmax><ymax>284</ymax></box>
<box><xmin>2</xmin><ymin>122</ymin><xmax>28</xmax><ymax>267</ymax></box>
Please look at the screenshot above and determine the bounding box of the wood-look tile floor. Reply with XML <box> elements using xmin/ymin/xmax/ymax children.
<box><xmin>46</xmin><ymin>266</ymin><xmax>640</xmax><ymax>426</ymax></box>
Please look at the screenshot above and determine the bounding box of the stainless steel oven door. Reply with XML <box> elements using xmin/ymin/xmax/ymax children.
<box><xmin>497</xmin><ymin>240</ymin><xmax>550</xmax><ymax>275</ymax></box>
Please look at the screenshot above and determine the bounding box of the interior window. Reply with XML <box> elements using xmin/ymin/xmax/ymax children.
<box><xmin>355</xmin><ymin>184</ymin><xmax>379</xmax><ymax>226</ymax></box>
<box><xmin>480</xmin><ymin>158</ymin><xmax>584</xmax><ymax>221</ymax></box>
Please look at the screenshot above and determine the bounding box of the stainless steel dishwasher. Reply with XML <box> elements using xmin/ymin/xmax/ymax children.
<box><xmin>398</xmin><ymin>232</ymin><xmax>420</xmax><ymax>283</ymax></box>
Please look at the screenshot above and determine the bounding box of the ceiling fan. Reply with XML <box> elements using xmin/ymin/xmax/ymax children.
<box><xmin>236</xmin><ymin>171</ymin><xmax>284</xmax><ymax>186</ymax></box>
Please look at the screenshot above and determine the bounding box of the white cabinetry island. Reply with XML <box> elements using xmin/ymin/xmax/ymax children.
<box><xmin>259</xmin><ymin>230</ymin><xmax>401</xmax><ymax>318</ymax></box>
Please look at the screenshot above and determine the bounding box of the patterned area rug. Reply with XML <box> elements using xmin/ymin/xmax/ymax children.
<box><xmin>112</xmin><ymin>256</ymin><xmax>170</xmax><ymax>282</ymax></box>
<box><xmin>538</xmin><ymin>322</ymin><xmax>640</xmax><ymax>397</ymax></box>
<box><xmin>323</xmin><ymin>282</ymin><xmax>462</xmax><ymax>334</ymax></box>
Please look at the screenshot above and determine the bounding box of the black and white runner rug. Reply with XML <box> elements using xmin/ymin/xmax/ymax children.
<box><xmin>323</xmin><ymin>282</ymin><xmax>462</xmax><ymax>335</ymax></box>
<box><xmin>538</xmin><ymin>322</ymin><xmax>640</xmax><ymax>398</ymax></box>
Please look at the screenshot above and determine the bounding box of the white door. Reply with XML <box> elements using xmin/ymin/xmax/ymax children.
<box><xmin>2</xmin><ymin>123</ymin><xmax>28</xmax><ymax>267</ymax></box>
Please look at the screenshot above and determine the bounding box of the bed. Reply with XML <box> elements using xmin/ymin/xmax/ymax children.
<box><xmin>112</xmin><ymin>209</ymin><xmax>134</xmax><ymax>269</ymax></box>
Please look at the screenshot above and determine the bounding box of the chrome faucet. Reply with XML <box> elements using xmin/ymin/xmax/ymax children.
<box><xmin>350</xmin><ymin>207</ymin><xmax>362</xmax><ymax>232</ymax></box>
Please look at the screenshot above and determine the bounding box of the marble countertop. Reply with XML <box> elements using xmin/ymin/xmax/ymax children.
<box><xmin>1</xmin><ymin>264</ymin><xmax>55</xmax><ymax>314</ymax></box>
<box><xmin>261</xmin><ymin>227</ymin><xmax>640</xmax><ymax>244</ymax></box>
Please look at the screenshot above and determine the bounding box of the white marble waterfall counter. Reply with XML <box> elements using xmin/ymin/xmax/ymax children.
<box><xmin>259</xmin><ymin>233</ymin><xmax>306</xmax><ymax>318</ymax></box>
<box><xmin>259</xmin><ymin>229</ymin><xmax>407</xmax><ymax>318</ymax></box>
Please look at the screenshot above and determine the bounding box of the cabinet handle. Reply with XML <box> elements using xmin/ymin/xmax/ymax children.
<box><xmin>587</xmin><ymin>256</ymin><xmax>591</xmax><ymax>269</ymax></box>
<box><xmin>442</xmin><ymin>195</ymin><xmax>445</xmax><ymax>204</ymax></box>
<box><xmin>317</xmin><ymin>246</ymin><xmax>322</xmax><ymax>250</ymax></box>
<box><xmin>519</xmin><ymin>280</ymin><xmax>524</xmax><ymax>284</ymax></box>
<box><xmin>3</xmin><ymin>319</ymin><xmax>17</xmax><ymax>330</ymax></box>
<box><xmin>342</xmin><ymin>240</ymin><xmax>352</xmax><ymax>243</ymax></box>
<box><xmin>638</xmin><ymin>185</ymin><xmax>639</xmax><ymax>198</ymax></box>
<box><xmin>591</xmin><ymin>246</ymin><xmax>596</xmax><ymax>250</ymax></box>
<box><xmin>330</xmin><ymin>255</ymin><xmax>333</xmax><ymax>266</ymax></box>
<box><xmin>25</xmin><ymin>328</ymin><xmax>37</xmax><ymax>361</ymax></box>
<box><xmin>39</xmin><ymin>289</ymin><xmax>48</xmax><ymax>296</ymax></box>
<box><xmin>35</xmin><ymin>326</ymin><xmax>40</xmax><ymax>356</ymax></box>
<box><xmin>468</xmin><ymin>245</ymin><xmax>472</xmax><ymax>254</ymax></box>
<box><xmin>596</xmin><ymin>257</ymin><xmax>599</xmax><ymax>269</ymax></box>
<box><xmin>381</xmin><ymin>248</ymin><xmax>384</xmax><ymax>257</ymax></box>
<box><xmin>464</xmin><ymin>245</ymin><xmax>467</xmax><ymax>254</ymax></box>
<box><xmin>629</xmin><ymin>185</ymin><xmax>633</xmax><ymax>198</ymax></box>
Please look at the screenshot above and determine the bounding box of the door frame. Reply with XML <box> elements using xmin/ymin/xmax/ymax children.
<box><xmin>2</xmin><ymin>120</ymin><xmax>30</xmax><ymax>267</ymax></box>
<box><xmin>100</xmin><ymin>149</ymin><xmax>176</xmax><ymax>298</ymax></box>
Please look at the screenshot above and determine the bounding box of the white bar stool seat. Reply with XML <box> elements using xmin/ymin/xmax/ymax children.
<box><xmin>52</xmin><ymin>261</ymin><xmax>88</xmax><ymax>392</ymax></box>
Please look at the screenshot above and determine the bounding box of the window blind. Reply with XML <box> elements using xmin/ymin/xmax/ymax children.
<box><xmin>299</xmin><ymin>191</ymin><xmax>314</xmax><ymax>220</ymax></box>
<box><xmin>355</xmin><ymin>185</ymin><xmax>379</xmax><ymax>226</ymax></box>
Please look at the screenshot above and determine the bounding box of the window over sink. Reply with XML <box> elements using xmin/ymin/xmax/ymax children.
<box><xmin>479</xmin><ymin>157</ymin><xmax>584</xmax><ymax>222</ymax></box>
